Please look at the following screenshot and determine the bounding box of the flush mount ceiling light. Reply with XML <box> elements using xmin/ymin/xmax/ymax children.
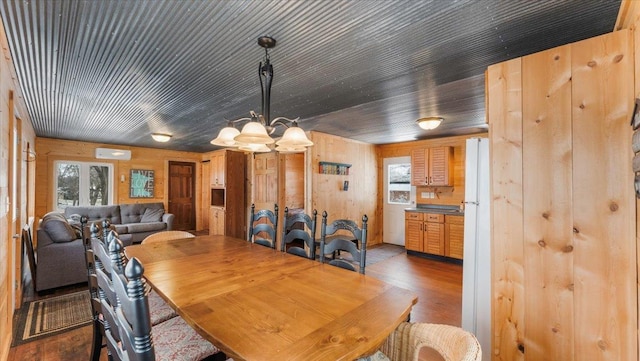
<box><xmin>416</xmin><ymin>117</ymin><xmax>444</xmax><ymax>130</ymax></box>
<box><xmin>151</xmin><ymin>133</ymin><xmax>172</xmax><ymax>142</ymax></box>
<box><xmin>211</xmin><ymin>36</ymin><xmax>313</xmax><ymax>153</ymax></box>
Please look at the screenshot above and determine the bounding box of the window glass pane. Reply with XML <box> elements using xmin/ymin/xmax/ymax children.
<box><xmin>388</xmin><ymin>163</ymin><xmax>411</xmax><ymax>204</ymax></box>
<box><xmin>54</xmin><ymin>161</ymin><xmax>114</xmax><ymax>211</ymax></box>
<box><xmin>57</xmin><ymin>163</ymin><xmax>80</xmax><ymax>209</ymax></box>
<box><xmin>89</xmin><ymin>166</ymin><xmax>110</xmax><ymax>205</ymax></box>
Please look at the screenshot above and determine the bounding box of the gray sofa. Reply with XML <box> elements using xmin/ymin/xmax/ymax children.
<box><xmin>36</xmin><ymin>202</ymin><xmax>174</xmax><ymax>291</ymax></box>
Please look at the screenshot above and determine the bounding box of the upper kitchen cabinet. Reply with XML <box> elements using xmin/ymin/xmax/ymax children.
<box><xmin>411</xmin><ymin>146</ymin><xmax>453</xmax><ymax>186</ymax></box>
<box><xmin>210</xmin><ymin>150</ymin><xmax>226</xmax><ymax>187</ymax></box>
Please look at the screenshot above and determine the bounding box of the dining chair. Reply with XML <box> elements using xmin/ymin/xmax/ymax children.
<box><xmin>248</xmin><ymin>203</ymin><xmax>279</xmax><ymax>248</ymax></box>
<box><xmin>91</xmin><ymin>222</ymin><xmax>178</xmax><ymax>325</ymax></box>
<box><xmin>373</xmin><ymin>322</ymin><xmax>482</xmax><ymax>361</ymax></box>
<box><xmin>91</xmin><ymin>231</ymin><xmax>223</xmax><ymax>361</ymax></box>
<box><xmin>86</xmin><ymin>222</ymin><xmax>181</xmax><ymax>361</ymax></box>
<box><xmin>319</xmin><ymin>211</ymin><xmax>368</xmax><ymax>274</ymax></box>
<box><xmin>280</xmin><ymin>207</ymin><xmax>317</xmax><ymax>259</ymax></box>
<box><xmin>21</xmin><ymin>223</ymin><xmax>37</xmax><ymax>291</ymax></box>
<box><xmin>141</xmin><ymin>230</ymin><xmax>195</xmax><ymax>244</ymax></box>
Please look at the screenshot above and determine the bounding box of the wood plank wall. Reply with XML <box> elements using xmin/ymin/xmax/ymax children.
<box><xmin>487</xmin><ymin>57</ymin><xmax>524</xmax><ymax>361</ymax></box>
<box><xmin>488</xmin><ymin>29</ymin><xmax>637</xmax><ymax>361</ymax></box>
<box><xmin>308</xmin><ymin>132</ymin><xmax>380</xmax><ymax>245</ymax></box>
<box><xmin>34</xmin><ymin>138</ymin><xmax>206</xmax><ymax>233</ymax></box>
<box><xmin>0</xmin><ymin>17</ymin><xmax>36</xmax><ymax>360</ymax></box>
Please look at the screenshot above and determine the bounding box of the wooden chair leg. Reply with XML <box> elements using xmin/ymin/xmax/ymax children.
<box><xmin>90</xmin><ymin>319</ymin><xmax>103</xmax><ymax>361</ymax></box>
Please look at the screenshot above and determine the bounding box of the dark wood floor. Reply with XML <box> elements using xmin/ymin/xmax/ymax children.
<box><xmin>8</xmin><ymin>247</ymin><xmax>462</xmax><ymax>361</ymax></box>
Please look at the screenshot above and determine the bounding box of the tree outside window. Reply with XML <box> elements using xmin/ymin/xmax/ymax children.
<box><xmin>55</xmin><ymin>161</ymin><xmax>113</xmax><ymax>211</ymax></box>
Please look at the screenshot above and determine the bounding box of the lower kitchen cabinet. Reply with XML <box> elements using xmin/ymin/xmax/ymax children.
<box><xmin>209</xmin><ymin>207</ymin><xmax>225</xmax><ymax>235</ymax></box>
<box><xmin>405</xmin><ymin>212</ymin><xmax>424</xmax><ymax>252</ymax></box>
<box><xmin>424</xmin><ymin>214</ymin><xmax>445</xmax><ymax>255</ymax></box>
<box><xmin>405</xmin><ymin>211</ymin><xmax>464</xmax><ymax>260</ymax></box>
<box><xmin>444</xmin><ymin>215</ymin><xmax>464</xmax><ymax>259</ymax></box>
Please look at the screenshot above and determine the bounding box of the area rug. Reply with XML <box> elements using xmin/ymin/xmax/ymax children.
<box><xmin>332</xmin><ymin>243</ymin><xmax>406</xmax><ymax>266</ymax></box>
<box><xmin>12</xmin><ymin>290</ymin><xmax>92</xmax><ymax>346</ymax></box>
<box><xmin>365</xmin><ymin>243</ymin><xmax>406</xmax><ymax>265</ymax></box>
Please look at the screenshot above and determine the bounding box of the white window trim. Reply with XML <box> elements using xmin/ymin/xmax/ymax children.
<box><xmin>53</xmin><ymin>160</ymin><xmax>115</xmax><ymax>211</ymax></box>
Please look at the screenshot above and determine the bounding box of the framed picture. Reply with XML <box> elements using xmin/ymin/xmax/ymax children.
<box><xmin>631</xmin><ymin>98</ymin><xmax>640</xmax><ymax>130</ymax></box>
<box><xmin>130</xmin><ymin>169</ymin><xmax>154</xmax><ymax>198</ymax></box>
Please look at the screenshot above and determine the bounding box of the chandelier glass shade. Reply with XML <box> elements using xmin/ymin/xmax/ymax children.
<box><xmin>211</xmin><ymin>36</ymin><xmax>313</xmax><ymax>153</ymax></box>
<box><xmin>235</xmin><ymin>120</ymin><xmax>275</xmax><ymax>145</ymax></box>
<box><xmin>210</xmin><ymin>126</ymin><xmax>240</xmax><ymax>147</ymax></box>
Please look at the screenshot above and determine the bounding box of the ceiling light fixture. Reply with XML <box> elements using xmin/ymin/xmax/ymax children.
<box><xmin>151</xmin><ymin>133</ymin><xmax>172</xmax><ymax>142</ymax></box>
<box><xmin>416</xmin><ymin>117</ymin><xmax>443</xmax><ymax>130</ymax></box>
<box><xmin>211</xmin><ymin>36</ymin><xmax>313</xmax><ymax>152</ymax></box>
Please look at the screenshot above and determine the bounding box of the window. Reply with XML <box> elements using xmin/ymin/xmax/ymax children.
<box><xmin>54</xmin><ymin>161</ymin><xmax>114</xmax><ymax>211</ymax></box>
<box><xmin>388</xmin><ymin>163</ymin><xmax>411</xmax><ymax>204</ymax></box>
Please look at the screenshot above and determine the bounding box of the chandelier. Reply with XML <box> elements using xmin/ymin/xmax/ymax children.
<box><xmin>211</xmin><ymin>36</ymin><xmax>313</xmax><ymax>153</ymax></box>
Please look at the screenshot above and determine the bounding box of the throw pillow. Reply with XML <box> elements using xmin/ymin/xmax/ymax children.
<box><xmin>141</xmin><ymin>208</ymin><xmax>164</xmax><ymax>223</ymax></box>
<box><xmin>42</xmin><ymin>213</ymin><xmax>78</xmax><ymax>243</ymax></box>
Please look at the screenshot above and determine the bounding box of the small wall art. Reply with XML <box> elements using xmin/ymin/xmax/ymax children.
<box><xmin>130</xmin><ymin>169</ymin><xmax>154</xmax><ymax>198</ymax></box>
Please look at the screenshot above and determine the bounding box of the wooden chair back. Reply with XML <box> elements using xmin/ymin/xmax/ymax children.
<box><xmin>91</xmin><ymin>231</ymin><xmax>155</xmax><ymax>361</ymax></box>
<box><xmin>248</xmin><ymin>203</ymin><xmax>279</xmax><ymax>248</ymax></box>
<box><xmin>319</xmin><ymin>211</ymin><xmax>368</xmax><ymax>274</ymax></box>
<box><xmin>280</xmin><ymin>207</ymin><xmax>317</xmax><ymax>259</ymax></box>
<box><xmin>21</xmin><ymin>224</ymin><xmax>37</xmax><ymax>290</ymax></box>
<box><xmin>141</xmin><ymin>230</ymin><xmax>195</xmax><ymax>244</ymax></box>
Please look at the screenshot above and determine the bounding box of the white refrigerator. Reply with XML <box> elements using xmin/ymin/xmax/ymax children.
<box><xmin>461</xmin><ymin>138</ymin><xmax>491</xmax><ymax>361</ymax></box>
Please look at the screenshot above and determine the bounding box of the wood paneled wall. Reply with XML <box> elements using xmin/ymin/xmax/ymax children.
<box><xmin>488</xmin><ymin>29</ymin><xmax>636</xmax><ymax>361</ymax></box>
<box><xmin>0</xmin><ymin>17</ymin><xmax>36</xmax><ymax>360</ymax></box>
<box><xmin>308</xmin><ymin>132</ymin><xmax>379</xmax><ymax>245</ymax></box>
<box><xmin>34</xmin><ymin>138</ymin><xmax>206</xmax><ymax>230</ymax></box>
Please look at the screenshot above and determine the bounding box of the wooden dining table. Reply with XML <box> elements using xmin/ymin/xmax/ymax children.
<box><xmin>125</xmin><ymin>235</ymin><xmax>418</xmax><ymax>361</ymax></box>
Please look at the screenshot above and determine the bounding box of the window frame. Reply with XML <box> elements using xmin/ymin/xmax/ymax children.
<box><xmin>52</xmin><ymin>160</ymin><xmax>115</xmax><ymax>211</ymax></box>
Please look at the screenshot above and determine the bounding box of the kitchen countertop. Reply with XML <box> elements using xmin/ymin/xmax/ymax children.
<box><xmin>405</xmin><ymin>205</ymin><xmax>465</xmax><ymax>216</ymax></box>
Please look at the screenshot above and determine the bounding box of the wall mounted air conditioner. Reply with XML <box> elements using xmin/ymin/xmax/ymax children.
<box><xmin>95</xmin><ymin>147</ymin><xmax>131</xmax><ymax>160</ymax></box>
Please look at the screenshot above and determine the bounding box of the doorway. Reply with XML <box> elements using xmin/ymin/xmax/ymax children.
<box><xmin>383</xmin><ymin>157</ymin><xmax>414</xmax><ymax>245</ymax></box>
<box><xmin>168</xmin><ymin>161</ymin><xmax>196</xmax><ymax>230</ymax></box>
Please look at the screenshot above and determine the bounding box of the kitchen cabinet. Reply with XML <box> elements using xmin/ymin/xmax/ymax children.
<box><xmin>209</xmin><ymin>207</ymin><xmax>225</xmax><ymax>235</ymax></box>
<box><xmin>404</xmin><ymin>212</ymin><xmax>424</xmax><ymax>252</ymax></box>
<box><xmin>444</xmin><ymin>215</ymin><xmax>464</xmax><ymax>259</ymax></box>
<box><xmin>210</xmin><ymin>150</ymin><xmax>226</xmax><ymax>187</ymax></box>
<box><xmin>207</xmin><ymin>149</ymin><xmax>246</xmax><ymax>238</ymax></box>
<box><xmin>411</xmin><ymin>147</ymin><xmax>453</xmax><ymax>186</ymax></box>
<box><xmin>405</xmin><ymin>211</ymin><xmax>463</xmax><ymax>260</ymax></box>
<box><xmin>424</xmin><ymin>214</ymin><xmax>445</xmax><ymax>255</ymax></box>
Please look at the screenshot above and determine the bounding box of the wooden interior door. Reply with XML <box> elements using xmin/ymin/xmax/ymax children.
<box><xmin>168</xmin><ymin>161</ymin><xmax>196</xmax><ymax>230</ymax></box>
<box><xmin>253</xmin><ymin>152</ymin><xmax>278</xmax><ymax>211</ymax></box>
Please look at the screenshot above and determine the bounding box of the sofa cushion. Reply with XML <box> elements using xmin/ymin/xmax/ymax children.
<box><xmin>113</xmin><ymin>224</ymin><xmax>129</xmax><ymax>234</ymax></box>
<box><xmin>141</xmin><ymin>207</ymin><xmax>164</xmax><ymax>223</ymax></box>
<box><xmin>125</xmin><ymin>222</ymin><xmax>166</xmax><ymax>233</ymax></box>
<box><xmin>120</xmin><ymin>202</ymin><xmax>164</xmax><ymax>224</ymax></box>
<box><xmin>64</xmin><ymin>205</ymin><xmax>122</xmax><ymax>224</ymax></box>
<box><xmin>41</xmin><ymin>212</ymin><xmax>77</xmax><ymax>243</ymax></box>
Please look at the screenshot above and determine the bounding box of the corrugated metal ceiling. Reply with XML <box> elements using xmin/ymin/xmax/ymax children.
<box><xmin>0</xmin><ymin>0</ymin><xmax>622</xmax><ymax>152</ymax></box>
